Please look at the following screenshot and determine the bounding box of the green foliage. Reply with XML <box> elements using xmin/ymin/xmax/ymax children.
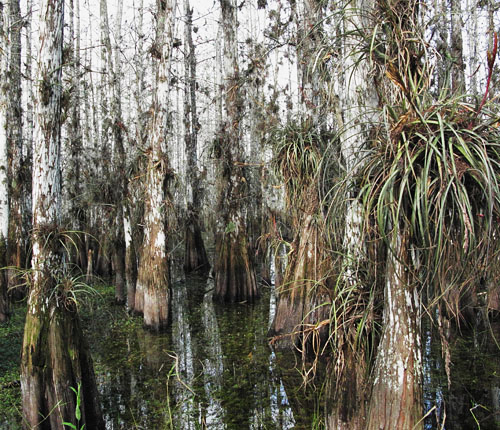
<box><xmin>63</xmin><ymin>383</ymin><xmax>84</xmax><ymax>430</ymax></box>
<box><xmin>0</xmin><ymin>304</ymin><xmax>25</xmax><ymax>429</ymax></box>
<box><xmin>268</xmin><ymin>120</ymin><xmax>334</xmax><ymax>211</ymax></box>
<box><xmin>224</xmin><ymin>221</ymin><xmax>236</xmax><ymax>234</ymax></box>
<box><xmin>357</xmin><ymin>2</ymin><xmax>500</xmax><ymax>315</ymax></box>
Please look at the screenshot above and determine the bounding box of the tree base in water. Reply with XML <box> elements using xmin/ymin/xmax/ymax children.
<box><xmin>184</xmin><ymin>217</ymin><xmax>210</xmax><ymax>274</ymax></box>
<box><xmin>214</xmin><ymin>231</ymin><xmax>258</xmax><ymax>303</ymax></box>
<box><xmin>21</xmin><ymin>303</ymin><xmax>104</xmax><ymax>430</ymax></box>
<box><xmin>269</xmin><ymin>214</ymin><xmax>331</xmax><ymax>351</ymax></box>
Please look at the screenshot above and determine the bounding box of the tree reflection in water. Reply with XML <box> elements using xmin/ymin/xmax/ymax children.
<box><xmin>91</xmin><ymin>275</ymin><xmax>310</xmax><ymax>429</ymax></box>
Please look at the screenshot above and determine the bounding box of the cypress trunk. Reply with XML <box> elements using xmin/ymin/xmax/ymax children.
<box><xmin>367</xmin><ymin>230</ymin><xmax>423</xmax><ymax>430</ymax></box>
<box><xmin>214</xmin><ymin>0</ymin><xmax>258</xmax><ymax>302</ymax></box>
<box><xmin>21</xmin><ymin>1</ymin><xmax>103</xmax><ymax>427</ymax></box>
<box><xmin>135</xmin><ymin>0</ymin><xmax>176</xmax><ymax>329</ymax></box>
<box><xmin>183</xmin><ymin>0</ymin><xmax>209</xmax><ymax>274</ymax></box>
<box><xmin>269</xmin><ymin>190</ymin><xmax>331</xmax><ymax>349</ymax></box>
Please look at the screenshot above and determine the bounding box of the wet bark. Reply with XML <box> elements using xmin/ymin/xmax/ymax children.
<box><xmin>214</xmin><ymin>0</ymin><xmax>258</xmax><ymax>302</ymax></box>
<box><xmin>367</xmin><ymin>230</ymin><xmax>423</xmax><ymax>430</ymax></box>
<box><xmin>214</xmin><ymin>226</ymin><xmax>258</xmax><ymax>302</ymax></box>
<box><xmin>326</xmin><ymin>345</ymin><xmax>368</xmax><ymax>430</ymax></box>
<box><xmin>21</xmin><ymin>299</ymin><xmax>104</xmax><ymax>430</ymax></box>
<box><xmin>184</xmin><ymin>213</ymin><xmax>210</xmax><ymax>274</ymax></box>
<box><xmin>20</xmin><ymin>1</ymin><xmax>103</xmax><ymax>427</ymax></box>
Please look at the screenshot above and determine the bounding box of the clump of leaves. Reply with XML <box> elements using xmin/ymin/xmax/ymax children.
<box><xmin>359</xmin><ymin>0</ymin><xmax>500</xmax><ymax>320</ymax></box>
<box><xmin>269</xmin><ymin>120</ymin><xmax>334</xmax><ymax>212</ymax></box>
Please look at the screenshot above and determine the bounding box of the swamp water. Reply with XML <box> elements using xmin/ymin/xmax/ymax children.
<box><xmin>1</xmin><ymin>274</ymin><xmax>500</xmax><ymax>429</ymax></box>
<box><xmin>85</xmin><ymin>275</ymin><xmax>321</xmax><ymax>429</ymax></box>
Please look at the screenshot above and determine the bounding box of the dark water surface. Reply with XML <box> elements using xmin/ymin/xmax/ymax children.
<box><xmin>86</xmin><ymin>275</ymin><xmax>321</xmax><ymax>430</ymax></box>
<box><xmin>2</xmin><ymin>275</ymin><xmax>500</xmax><ymax>429</ymax></box>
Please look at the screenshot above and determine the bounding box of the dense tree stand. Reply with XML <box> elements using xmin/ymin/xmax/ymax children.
<box><xmin>20</xmin><ymin>0</ymin><xmax>104</xmax><ymax>427</ymax></box>
<box><xmin>212</xmin><ymin>0</ymin><xmax>258</xmax><ymax>302</ymax></box>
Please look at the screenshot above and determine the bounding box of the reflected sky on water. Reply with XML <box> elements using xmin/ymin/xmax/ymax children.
<box><xmin>90</xmin><ymin>275</ymin><xmax>306</xmax><ymax>429</ymax></box>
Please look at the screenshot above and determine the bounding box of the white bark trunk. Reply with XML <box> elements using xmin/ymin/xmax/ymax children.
<box><xmin>136</xmin><ymin>0</ymin><xmax>176</xmax><ymax>328</ymax></box>
<box><xmin>338</xmin><ymin>0</ymin><xmax>378</xmax><ymax>286</ymax></box>
<box><xmin>0</xmin><ymin>3</ymin><xmax>8</xmax><ymax>244</ymax></box>
<box><xmin>367</xmin><ymin>232</ymin><xmax>423</xmax><ymax>430</ymax></box>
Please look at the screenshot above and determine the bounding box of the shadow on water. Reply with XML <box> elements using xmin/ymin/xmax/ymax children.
<box><xmin>88</xmin><ymin>274</ymin><xmax>319</xmax><ymax>429</ymax></box>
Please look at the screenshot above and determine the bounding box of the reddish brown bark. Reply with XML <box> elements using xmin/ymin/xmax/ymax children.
<box><xmin>269</xmin><ymin>189</ymin><xmax>331</xmax><ymax>350</ymax></box>
<box><xmin>214</xmin><ymin>228</ymin><xmax>259</xmax><ymax>302</ymax></box>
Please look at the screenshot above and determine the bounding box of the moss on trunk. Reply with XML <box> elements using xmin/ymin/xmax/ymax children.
<box><xmin>21</xmin><ymin>295</ymin><xmax>104</xmax><ymax>429</ymax></box>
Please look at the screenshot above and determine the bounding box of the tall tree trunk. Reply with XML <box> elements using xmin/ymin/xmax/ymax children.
<box><xmin>22</xmin><ymin>0</ymin><xmax>33</xmax><ymax>266</ymax></box>
<box><xmin>136</xmin><ymin>0</ymin><xmax>176</xmax><ymax>330</ymax></box>
<box><xmin>0</xmin><ymin>2</ymin><xmax>9</xmax><ymax>322</ymax></box>
<box><xmin>20</xmin><ymin>1</ymin><xmax>104</xmax><ymax>428</ymax></box>
<box><xmin>66</xmin><ymin>0</ymin><xmax>87</xmax><ymax>273</ymax></box>
<box><xmin>269</xmin><ymin>0</ymin><xmax>330</xmax><ymax>349</ymax></box>
<box><xmin>124</xmin><ymin>0</ymin><xmax>145</xmax><ymax>312</ymax></box>
<box><xmin>324</xmin><ymin>0</ymin><xmax>379</xmax><ymax>425</ymax></box>
<box><xmin>213</xmin><ymin>0</ymin><xmax>258</xmax><ymax>303</ymax></box>
<box><xmin>367</xmin><ymin>229</ymin><xmax>423</xmax><ymax>430</ymax></box>
<box><xmin>6</xmin><ymin>0</ymin><xmax>24</xmax><ymax>294</ymax></box>
<box><xmin>100</xmin><ymin>0</ymin><xmax>126</xmax><ymax>303</ymax></box>
<box><xmin>111</xmin><ymin>0</ymin><xmax>126</xmax><ymax>305</ymax></box>
<box><xmin>183</xmin><ymin>0</ymin><xmax>209</xmax><ymax>274</ymax></box>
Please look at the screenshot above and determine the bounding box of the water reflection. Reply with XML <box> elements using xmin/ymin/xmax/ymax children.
<box><xmin>90</xmin><ymin>275</ymin><xmax>306</xmax><ymax>429</ymax></box>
